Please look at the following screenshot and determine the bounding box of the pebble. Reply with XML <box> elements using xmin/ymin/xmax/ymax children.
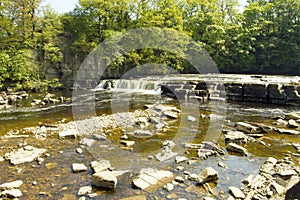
<box><xmin>76</xmin><ymin>148</ymin><xmax>83</xmax><ymax>154</ymax></box>
<box><xmin>175</xmin><ymin>176</ymin><xmax>185</xmax><ymax>183</ymax></box>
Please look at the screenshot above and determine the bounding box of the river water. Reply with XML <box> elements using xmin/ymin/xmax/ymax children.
<box><xmin>0</xmin><ymin>86</ymin><xmax>299</xmax><ymax>199</ymax></box>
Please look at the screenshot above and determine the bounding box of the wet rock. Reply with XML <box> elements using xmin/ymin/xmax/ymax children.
<box><xmin>188</xmin><ymin>174</ymin><xmax>198</xmax><ymax>181</ymax></box>
<box><xmin>229</xmin><ymin>186</ymin><xmax>245</xmax><ymax>199</ymax></box>
<box><xmin>270</xmin><ymin>182</ymin><xmax>286</xmax><ymax>195</ymax></box>
<box><xmin>78</xmin><ymin>186</ymin><xmax>92</xmax><ymax>196</ymax></box>
<box><xmin>72</xmin><ymin>163</ymin><xmax>88</xmax><ymax>172</ymax></box>
<box><xmin>275</xmin><ymin>128</ymin><xmax>300</xmax><ymax>135</ymax></box>
<box><xmin>45</xmin><ymin>162</ymin><xmax>58</xmax><ymax>170</ymax></box>
<box><xmin>59</xmin><ymin>129</ymin><xmax>77</xmax><ymax>139</ymax></box>
<box><xmin>175</xmin><ymin>176</ymin><xmax>185</xmax><ymax>183</ymax></box>
<box><xmin>156</xmin><ymin>148</ymin><xmax>178</xmax><ymax>162</ymax></box>
<box><xmin>162</xmin><ymin>140</ymin><xmax>176</xmax><ymax>149</ymax></box>
<box><xmin>92</xmin><ymin>171</ymin><xmax>117</xmax><ymax>190</ymax></box>
<box><xmin>260</xmin><ymin>157</ymin><xmax>277</xmax><ymax>174</ymax></box>
<box><xmin>226</xmin><ymin>143</ymin><xmax>248</xmax><ymax>156</ymax></box>
<box><xmin>121</xmin><ymin>140</ymin><xmax>135</xmax><ymax>146</ymax></box>
<box><xmin>91</xmin><ymin>160</ymin><xmax>111</xmax><ymax>173</ymax></box>
<box><xmin>197</xmin><ymin>167</ymin><xmax>218</xmax><ymax>185</ymax></box>
<box><xmin>163</xmin><ymin>183</ymin><xmax>174</xmax><ymax>192</ymax></box>
<box><xmin>4</xmin><ymin>145</ymin><xmax>46</xmax><ymax>165</ymax></box>
<box><xmin>132</xmin><ymin>130</ymin><xmax>153</xmax><ymax>138</ymax></box>
<box><xmin>132</xmin><ymin>168</ymin><xmax>173</xmax><ymax>191</ymax></box>
<box><xmin>0</xmin><ymin>180</ymin><xmax>23</xmax><ymax>190</ymax></box>
<box><xmin>185</xmin><ymin>142</ymin><xmax>225</xmax><ymax>160</ymax></box>
<box><xmin>175</xmin><ymin>156</ymin><xmax>188</xmax><ymax>164</ymax></box>
<box><xmin>288</xmin><ymin>119</ymin><xmax>299</xmax><ymax>128</ymax></box>
<box><xmin>218</xmin><ymin>162</ymin><xmax>228</xmax><ymax>169</ymax></box>
<box><xmin>225</xmin><ymin>131</ymin><xmax>255</xmax><ymax>144</ymax></box>
<box><xmin>275</xmin><ymin>118</ymin><xmax>288</xmax><ymax>126</ymax></box>
<box><xmin>93</xmin><ymin>133</ymin><xmax>107</xmax><ymax>141</ymax></box>
<box><xmin>187</xmin><ymin>115</ymin><xmax>196</xmax><ymax>122</ymax></box>
<box><xmin>163</xmin><ymin>110</ymin><xmax>179</xmax><ymax>119</ymax></box>
<box><xmin>250</xmin><ymin>122</ymin><xmax>274</xmax><ymax>133</ymax></box>
<box><xmin>1</xmin><ymin>189</ymin><xmax>22</xmax><ymax>198</ymax></box>
<box><xmin>285</xmin><ymin>112</ymin><xmax>300</xmax><ymax>120</ymax></box>
<box><xmin>236</xmin><ymin>122</ymin><xmax>261</xmax><ymax>134</ymax></box>
<box><xmin>76</xmin><ymin>148</ymin><xmax>83</xmax><ymax>154</ymax></box>
<box><xmin>121</xmin><ymin>195</ymin><xmax>147</xmax><ymax>200</ymax></box>
<box><xmin>80</xmin><ymin>138</ymin><xmax>96</xmax><ymax>147</ymax></box>
<box><xmin>155</xmin><ymin>123</ymin><xmax>165</xmax><ymax>130</ymax></box>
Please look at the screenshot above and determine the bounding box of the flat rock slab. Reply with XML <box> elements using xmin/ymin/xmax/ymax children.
<box><xmin>276</xmin><ymin>128</ymin><xmax>300</xmax><ymax>135</ymax></box>
<box><xmin>0</xmin><ymin>180</ymin><xmax>23</xmax><ymax>190</ymax></box>
<box><xmin>4</xmin><ymin>146</ymin><xmax>46</xmax><ymax>165</ymax></box>
<box><xmin>132</xmin><ymin>168</ymin><xmax>173</xmax><ymax>191</ymax></box>
<box><xmin>91</xmin><ymin>160</ymin><xmax>111</xmax><ymax>173</ymax></box>
<box><xmin>72</xmin><ymin>163</ymin><xmax>88</xmax><ymax>172</ymax></box>
<box><xmin>92</xmin><ymin>171</ymin><xmax>117</xmax><ymax>190</ymax></box>
<box><xmin>236</xmin><ymin>122</ymin><xmax>261</xmax><ymax>134</ymax></box>
<box><xmin>1</xmin><ymin>189</ymin><xmax>23</xmax><ymax>198</ymax></box>
<box><xmin>226</xmin><ymin>143</ymin><xmax>248</xmax><ymax>156</ymax></box>
<box><xmin>229</xmin><ymin>186</ymin><xmax>245</xmax><ymax>199</ymax></box>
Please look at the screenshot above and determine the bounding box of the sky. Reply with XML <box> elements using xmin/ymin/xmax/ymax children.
<box><xmin>43</xmin><ymin>0</ymin><xmax>248</xmax><ymax>14</ymax></box>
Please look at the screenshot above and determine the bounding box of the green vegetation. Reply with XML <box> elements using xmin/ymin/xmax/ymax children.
<box><xmin>0</xmin><ymin>0</ymin><xmax>299</xmax><ymax>90</ymax></box>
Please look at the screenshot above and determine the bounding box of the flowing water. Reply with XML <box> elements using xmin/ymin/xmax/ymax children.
<box><xmin>0</xmin><ymin>79</ymin><xmax>299</xmax><ymax>199</ymax></box>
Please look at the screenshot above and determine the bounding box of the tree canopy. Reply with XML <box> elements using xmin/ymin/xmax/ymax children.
<box><xmin>0</xmin><ymin>0</ymin><xmax>299</xmax><ymax>90</ymax></box>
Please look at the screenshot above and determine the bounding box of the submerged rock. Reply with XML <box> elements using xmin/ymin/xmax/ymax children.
<box><xmin>4</xmin><ymin>145</ymin><xmax>46</xmax><ymax>165</ymax></box>
<box><xmin>197</xmin><ymin>167</ymin><xmax>218</xmax><ymax>185</ymax></box>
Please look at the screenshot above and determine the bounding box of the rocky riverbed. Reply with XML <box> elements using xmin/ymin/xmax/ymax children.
<box><xmin>0</xmin><ymin>101</ymin><xmax>299</xmax><ymax>199</ymax></box>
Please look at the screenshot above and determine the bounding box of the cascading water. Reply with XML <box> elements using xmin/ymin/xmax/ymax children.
<box><xmin>114</xmin><ymin>79</ymin><xmax>161</xmax><ymax>94</ymax></box>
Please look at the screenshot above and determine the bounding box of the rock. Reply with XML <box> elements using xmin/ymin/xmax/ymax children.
<box><xmin>175</xmin><ymin>176</ymin><xmax>185</xmax><ymax>183</ymax></box>
<box><xmin>93</xmin><ymin>133</ymin><xmax>107</xmax><ymax>140</ymax></box>
<box><xmin>226</xmin><ymin>143</ymin><xmax>248</xmax><ymax>156</ymax></box>
<box><xmin>188</xmin><ymin>174</ymin><xmax>198</xmax><ymax>181</ymax></box>
<box><xmin>156</xmin><ymin>149</ymin><xmax>178</xmax><ymax>162</ymax></box>
<box><xmin>121</xmin><ymin>195</ymin><xmax>147</xmax><ymax>200</ymax></box>
<box><xmin>91</xmin><ymin>160</ymin><xmax>111</xmax><ymax>173</ymax></box>
<box><xmin>132</xmin><ymin>168</ymin><xmax>173</xmax><ymax>191</ymax></box>
<box><xmin>72</xmin><ymin>163</ymin><xmax>88</xmax><ymax>172</ymax></box>
<box><xmin>285</xmin><ymin>112</ymin><xmax>300</xmax><ymax>120</ymax></box>
<box><xmin>79</xmin><ymin>138</ymin><xmax>96</xmax><ymax>147</ymax></box>
<box><xmin>236</xmin><ymin>122</ymin><xmax>261</xmax><ymax>134</ymax></box>
<box><xmin>121</xmin><ymin>140</ymin><xmax>135</xmax><ymax>146</ymax></box>
<box><xmin>270</xmin><ymin>182</ymin><xmax>286</xmax><ymax>195</ymax></box>
<box><xmin>92</xmin><ymin>171</ymin><xmax>117</xmax><ymax>190</ymax></box>
<box><xmin>275</xmin><ymin>128</ymin><xmax>300</xmax><ymax>135</ymax></box>
<box><xmin>1</xmin><ymin>189</ymin><xmax>22</xmax><ymax>198</ymax></box>
<box><xmin>218</xmin><ymin>162</ymin><xmax>228</xmax><ymax>169</ymax></box>
<box><xmin>155</xmin><ymin>123</ymin><xmax>165</xmax><ymax>130</ymax></box>
<box><xmin>78</xmin><ymin>186</ymin><xmax>92</xmax><ymax>196</ymax></box>
<box><xmin>276</xmin><ymin>119</ymin><xmax>289</xmax><ymax>126</ymax></box>
<box><xmin>4</xmin><ymin>145</ymin><xmax>46</xmax><ymax>165</ymax></box>
<box><xmin>288</xmin><ymin>119</ymin><xmax>299</xmax><ymax>128</ymax></box>
<box><xmin>0</xmin><ymin>180</ymin><xmax>23</xmax><ymax>190</ymax></box>
<box><xmin>45</xmin><ymin>162</ymin><xmax>58</xmax><ymax>170</ymax></box>
<box><xmin>175</xmin><ymin>156</ymin><xmax>188</xmax><ymax>164</ymax></box>
<box><xmin>162</xmin><ymin>140</ymin><xmax>176</xmax><ymax>149</ymax></box>
<box><xmin>225</xmin><ymin>131</ymin><xmax>255</xmax><ymax>144</ymax></box>
<box><xmin>76</xmin><ymin>148</ymin><xmax>83</xmax><ymax>154</ymax></box>
<box><xmin>163</xmin><ymin>183</ymin><xmax>174</xmax><ymax>192</ymax></box>
<box><xmin>229</xmin><ymin>186</ymin><xmax>245</xmax><ymax>199</ymax></box>
<box><xmin>188</xmin><ymin>115</ymin><xmax>196</xmax><ymax>122</ymax></box>
<box><xmin>197</xmin><ymin>167</ymin><xmax>218</xmax><ymax>185</ymax></box>
<box><xmin>163</xmin><ymin>110</ymin><xmax>179</xmax><ymax>119</ymax></box>
<box><xmin>250</xmin><ymin>122</ymin><xmax>274</xmax><ymax>133</ymax></box>
<box><xmin>132</xmin><ymin>130</ymin><xmax>153</xmax><ymax>138</ymax></box>
<box><xmin>59</xmin><ymin>129</ymin><xmax>77</xmax><ymax>139</ymax></box>
<box><xmin>260</xmin><ymin>157</ymin><xmax>277</xmax><ymax>174</ymax></box>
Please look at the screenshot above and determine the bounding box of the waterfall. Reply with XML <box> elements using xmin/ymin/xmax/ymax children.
<box><xmin>93</xmin><ymin>79</ymin><xmax>161</xmax><ymax>94</ymax></box>
<box><xmin>114</xmin><ymin>79</ymin><xmax>161</xmax><ymax>94</ymax></box>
